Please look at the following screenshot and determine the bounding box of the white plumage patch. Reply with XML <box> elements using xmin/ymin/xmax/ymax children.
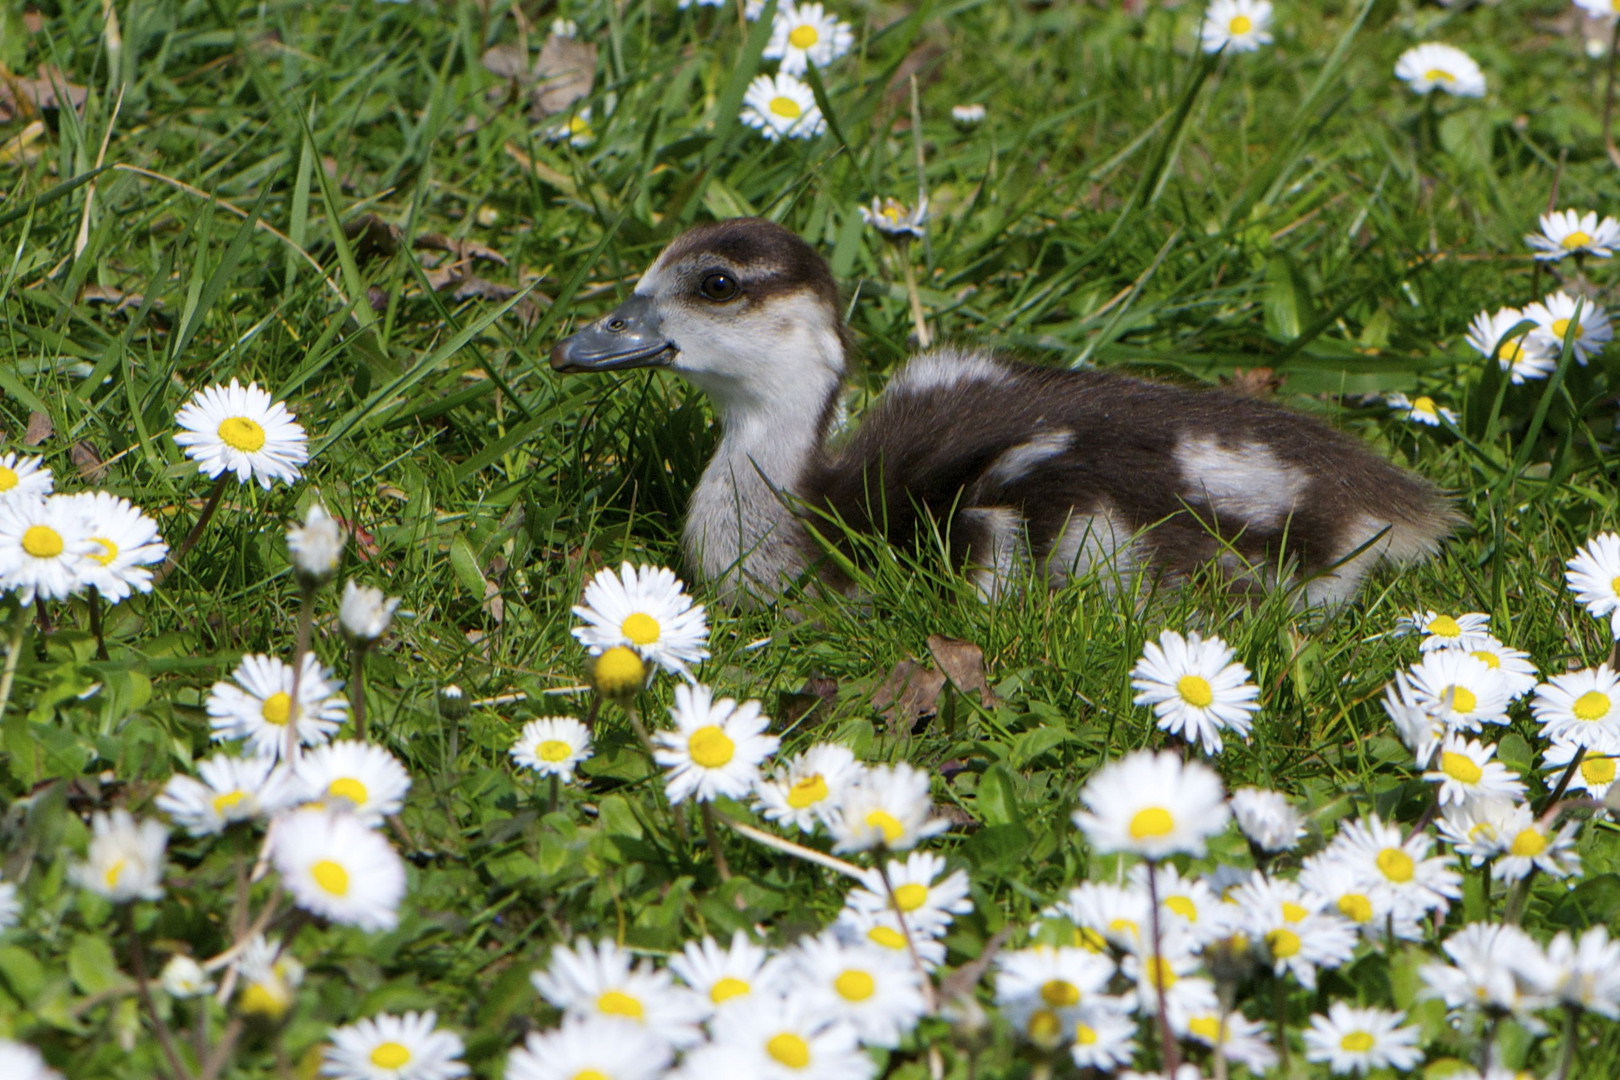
<box><xmin>960</xmin><ymin>507</ymin><xmax>1024</xmax><ymax>601</ymax></box>
<box><xmin>887</xmin><ymin>349</ymin><xmax>1010</xmax><ymax>396</ymax></box>
<box><xmin>986</xmin><ymin>430</ymin><xmax>1074</xmax><ymax>487</ymax></box>
<box><xmin>1174</xmin><ymin>435</ymin><xmax>1310</xmax><ymax>530</ymax></box>
<box><xmin>1047</xmin><ymin>508</ymin><xmax>1139</xmax><ymax>588</ymax></box>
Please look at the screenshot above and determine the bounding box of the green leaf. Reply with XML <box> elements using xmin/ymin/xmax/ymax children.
<box><xmin>0</xmin><ymin>945</ymin><xmax>46</xmax><ymax>1001</ymax></box>
<box><xmin>447</xmin><ymin>533</ymin><xmax>487</xmax><ymax>598</ymax></box>
<box><xmin>975</xmin><ymin>764</ymin><xmax>1021</xmax><ymax>827</ymax></box>
<box><xmin>68</xmin><ymin>935</ymin><xmax>128</xmax><ymax>996</ymax></box>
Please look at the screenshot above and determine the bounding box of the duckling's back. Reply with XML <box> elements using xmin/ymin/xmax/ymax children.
<box><xmin>806</xmin><ymin>348</ymin><xmax>1454</xmax><ymax>605</ymax></box>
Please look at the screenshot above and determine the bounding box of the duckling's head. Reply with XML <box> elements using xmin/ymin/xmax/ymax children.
<box><xmin>552</xmin><ymin>218</ymin><xmax>846</xmax><ymax>421</ymax></box>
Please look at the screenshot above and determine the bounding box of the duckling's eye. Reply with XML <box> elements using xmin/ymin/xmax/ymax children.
<box><xmin>698</xmin><ymin>271</ymin><xmax>740</xmax><ymax>302</ymax></box>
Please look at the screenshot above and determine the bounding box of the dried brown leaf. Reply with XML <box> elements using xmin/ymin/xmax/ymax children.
<box><xmin>938</xmin><ymin>925</ymin><xmax>1013</xmax><ymax>1003</ymax></box>
<box><xmin>872</xmin><ymin>658</ymin><xmax>946</xmax><ymax>735</ymax></box>
<box><xmin>778</xmin><ymin>676</ymin><xmax>839</xmax><ymax>727</ymax></box>
<box><xmin>344</xmin><ymin>213</ymin><xmax>402</xmax><ymax>262</ymax></box>
<box><xmin>529</xmin><ymin>35</ymin><xmax>596</xmax><ymax>117</ymax></box>
<box><xmin>70</xmin><ymin>441</ymin><xmax>106</xmax><ymax>483</ymax></box>
<box><xmin>927</xmin><ymin>635</ymin><xmax>996</xmax><ymax>706</ymax></box>
<box><xmin>0</xmin><ymin>64</ymin><xmax>88</xmax><ymax>123</ymax></box>
<box><xmin>1222</xmin><ymin>367</ymin><xmax>1285</xmax><ymax>398</ymax></box>
<box><xmin>23</xmin><ymin>412</ymin><xmax>53</xmax><ymax>446</ymax></box>
<box><xmin>414</xmin><ymin>232</ymin><xmax>508</xmax><ymax>266</ymax></box>
<box><xmin>480</xmin><ymin>42</ymin><xmax>530</xmax><ymax>81</ymax></box>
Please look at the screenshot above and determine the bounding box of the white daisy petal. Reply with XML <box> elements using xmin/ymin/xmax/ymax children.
<box><xmin>1394</xmin><ymin>42</ymin><xmax>1486</xmax><ymax>97</ymax></box>
<box><xmin>173</xmin><ymin>378</ymin><xmax>308</xmax><ymax>489</ymax></box>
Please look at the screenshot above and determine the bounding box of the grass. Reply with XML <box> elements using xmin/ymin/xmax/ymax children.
<box><xmin>2</xmin><ymin>0</ymin><xmax>1620</xmax><ymax>1076</ymax></box>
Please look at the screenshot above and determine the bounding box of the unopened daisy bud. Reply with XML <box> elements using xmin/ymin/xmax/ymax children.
<box><xmin>589</xmin><ymin>645</ymin><xmax>649</xmax><ymax>701</ymax></box>
<box><xmin>950</xmin><ymin>103</ymin><xmax>986</xmax><ymax>127</ymax></box>
<box><xmin>339</xmin><ymin>581</ymin><xmax>399</xmax><ymax>643</ymax></box>
<box><xmin>286</xmin><ymin>503</ymin><xmax>344</xmax><ymax>587</ymax></box>
<box><xmin>437</xmin><ymin>684</ymin><xmax>469</xmax><ymax>721</ymax></box>
<box><xmin>235</xmin><ymin>935</ymin><xmax>303</xmax><ymax>1019</ymax></box>
<box><xmin>1229</xmin><ymin>787</ymin><xmax>1303</xmax><ymax>852</ymax></box>
<box><xmin>70</xmin><ymin>809</ymin><xmax>167</xmax><ymax>903</ymax></box>
<box><xmin>160</xmin><ymin>955</ymin><xmax>215</xmax><ymax>998</ymax></box>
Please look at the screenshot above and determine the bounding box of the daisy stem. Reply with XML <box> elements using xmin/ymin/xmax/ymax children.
<box><xmin>1544</xmin><ymin>747</ymin><xmax>1586</xmax><ymax>814</ymax></box>
<box><xmin>285</xmin><ymin>583</ymin><xmax>316</xmax><ymax>767</ymax></box>
<box><xmin>89</xmin><ymin>585</ymin><xmax>108</xmax><ymax>661</ymax></box>
<box><xmin>1553</xmin><ymin>1003</ymin><xmax>1579</xmax><ymax>1080</ymax></box>
<box><xmin>1144</xmin><ymin>860</ymin><xmax>1181</xmax><ymax>1073</ymax></box>
<box><xmin>879</xmin><ymin>858</ymin><xmax>939</xmax><ymax>1013</ymax></box>
<box><xmin>0</xmin><ymin>600</ymin><xmax>30</xmax><ymax>723</ymax></box>
<box><xmin>349</xmin><ymin>642</ymin><xmax>368</xmax><ymax>741</ymax></box>
<box><xmin>700</xmin><ymin>802</ymin><xmax>732</xmax><ymax>881</ymax></box>
<box><xmin>626</xmin><ymin>699</ymin><xmax>689</xmax><ymax>841</ymax></box>
<box><xmin>1604</xmin><ymin>20</ymin><xmax>1620</xmax><ymax>168</ymax></box>
<box><xmin>712</xmin><ymin>811</ymin><xmax>864</xmax><ymax>878</ymax></box>
<box><xmin>548</xmin><ymin>773</ymin><xmax>559</xmax><ymax>816</ymax></box>
<box><xmin>1478</xmin><ymin>858</ymin><xmax>1492</xmax><ymax>920</ymax></box>
<box><xmin>125</xmin><ymin>907</ymin><xmax>196</xmax><ymax>1080</ymax></box>
<box><xmin>900</xmin><ymin>240</ymin><xmax>932</xmax><ymax>349</ymax></box>
<box><xmin>152</xmin><ymin>475</ymin><xmax>229</xmax><ymax>587</ymax></box>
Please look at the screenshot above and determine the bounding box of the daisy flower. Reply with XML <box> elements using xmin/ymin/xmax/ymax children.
<box><xmin>669</xmin><ymin>930</ymin><xmax>788</xmax><ymax>1014</ymax></box>
<box><xmin>1175</xmin><ymin>1007</ymin><xmax>1277</xmax><ymax>1074</ymax></box>
<box><xmin>1420</xmin><ymin>922</ymin><xmax>1554</xmax><ymax>1018</ymax></box>
<box><xmin>155</xmin><ymin>752</ymin><xmax>294</xmax><ymax>835</ymax></box>
<box><xmin>510</xmin><ymin>716</ymin><xmax>593</xmax><ymax>782</ymax></box>
<box><xmin>70</xmin><ymin>809</ymin><xmax>167</xmax><ymax>903</ymax></box>
<box><xmin>844</xmin><ymin>851</ymin><xmax>972</xmax><ymax>937</ymax></box>
<box><xmin>320</xmin><ymin>1011</ymin><xmax>467</xmax><ymax>1080</ymax></box>
<box><xmin>1543</xmin><ymin>926</ymin><xmax>1620</xmax><ymax>1018</ymax></box>
<box><xmin>235</xmin><ymin>934</ymin><xmax>304</xmax><ymax>1018</ymax></box>
<box><xmin>1394</xmin><ymin>43</ymin><xmax>1486</xmax><ymax>97</ymax></box>
<box><xmin>1422</xmin><ymin>734</ymin><xmax>1526</xmax><ymax>806</ymax></box>
<box><xmin>763</xmin><ymin>2</ymin><xmax>853</xmax><ymax>76</ymax></box>
<box><xmin>653</xmin><ymin>683</ymin><xmax>778</xmax><ymax>804</ymax></box>
<box><xmin>1130</xmin><ymin>629</ymin><xmax>1258</xmax><ymax>754</ymax></box>
<box><xmin>1044</xmin><ymin>880</ymin><xmax>1149</xmax><ymax>951</ymax></box>
<box><xmin>826</xmin><ymin>761</ymin><xmax>948</xmax><ymax>853</ymax></box>
<box><xmin>207</xmin><ymin>653</ymin><xmax>348</xmax><ymax>760</ymax></box>
<box><xmin>1404</xmin><ymin>649</ymin><xmax>1512</xmax><ymax>730</ymax></box>
<box><xmin>1465</xmin><ymin>307</ymin><xmax>1556</xmax><ymax>383</ymax></box>
<box><xmin>1385</xmin><ymin>392</ymin><xmax>1457</xmax><ymax>426</ymax></box>
<box><xmin>531</xmin><ymin>938</ymin><xmax>706</xmax><ymax>1049</ymax></box>
<box><xmin>1333</xmin><ymin>814</ymin><xmax>1461</xmax><ymax>921</ymax></box>
<box><xmin>1577</xmin><ymin>0</ymin><xmax>1620</xmax><ymax>15</ymax></box>
<box><xmin>1543</xmin><ymin>734</ymin><xmax>1618</xmax><ymax>799</ymax></box>
<box><xmin>1073</xmin><ymin>750</ymin><xmax>1230</xmax><ymax>859</ymax></box>
<box><xmin>1525</xmin><ymin>290</ymin><xmax>1612</xmax><ymax>363</ymax></box>
<box><xmin>1129</xmin><ymin>864</ymin><xmax>1239</xmax><ymax>947</ymax></box>
<box><xmin>549</xmin><ymin>108</ymin><xmax>595</xmax><ymax>148</ymax></box>
<box><xmin>1493</xmin><ymin>806</ymin><xmax>1581</xmax><ymax>882</ymax></box>
<box><xmin>1229</xmin><ymin>787</ymin><xmax>1303</xmax><ymax>851</ymax></box>
<box><xmin>292</xmin><ymin>740</ymin><xmax>412</xmax><ymax>825</ymax></box>
<box><xmin>706</xmin><ymin>992</ymin><xmax>874</xmax><ymax>1080</ymax></box>
<box><xmin>271</xmin><ymin>808</ymin><xmax>406</xmax><ymax>931</ymax></box>
<box><xmin>60</xmin><ymin>491</ymin><xmax>168</xmax><ymax>602</ymax></box>
<box><xmin>1566</xmin><ymin>532</ymin><xmax>1620</xmax><ymax>639</ymax></box>
<box><xmin>1298</xmin><ymin>851</ymin><xmax>1420</xmax><ymax>940</ymax></box>
<box><xmin>1396</xmin><ymin>609</ymin><xmax>1493</xmax><ymax>652</ymax></box>
<box><xmin>1302</xmin><ymin>1003</ymin><xmax>1422</xmax><ymax>1075</ymax></box>
<box><xmin>1068</xmin><ymin>1006</ymin><xmax>1139</xmax><ymax>1070</ymax></box>
<box><xmin>1120</xmin><ymin>937</ymin><xmax>1219</xmax><ymax>1019</ymax></box>
<box><xmin>1463</xmin><ymin>635</ymin><xmax>1539</xmax><ymax>701</ymax></box>
<box><xmin>1435</xmin><ymin>797</ymin><xmax>1517</xmax><ymax>866</ymax></box>
<box><xmin>339</xmin><ymin>581</ymin><xmax>400</xmax><ymax>642</ymax></box>
<box><xmin>159</xmin><ymin>955</ymin><xmax>214</xmax><ymax>998</ymax></box>
<box><xmin>994</xmin><ymin>946</ymin><xmax>1116</xmax><ymax>1046</ymax></box>
<box><xmin>0</xmin><ymin>1041</ymin><xmax>61</xmax><ymax>1080</ymax></box>
<box><xmin>1383</xmin><ymin>671</ymin><xmax>1446</xmax><ymax>767</ymax></box>
<box><xmin>0</xmin><ymin>451</ymin><xmax>52</xmax><ymax>504</ymax></box>
<box><xmin>1526</xmin><ymin>208</ymin><xmax>1620</xmax><ymax>261</ymax></box>
<box><xmin>754</xmin><ymin>741</ymin><xmax>862</xmax><ymax>832</ymax></box>
<box><xmin>0</xmin><ymin>495</ymin><xmax>92</xmax><ymax>602</ymax></box>
<box><xmin>173</xmin><ymin>378</ymin><xmax>308</xmax><ymax>489</ymax></box>
<box><xmin>505</xmin><ymin>1016</ymin><xmax>672</xmax><ymax>1080</ymax></box>
<box><xmin>572</xmin><ymin>563</ymin><xmax>708</xmax><ymax>679</ymax></box>
<box><xmin>833</xmin><ymin>907</ymin><xmax>947</xmax><ymax>969</ymax></box>
<box><xmin>791</xmin><ymin>933</ymin><xmax>928</xmax><ymax>1048</ymax></box>
<box><xmin>590</xmin><ymin>645</ymin><xmax>650</xmax><ymax>700</ymax></box>
<box><xmin>1230</xmin><ymin>872</ymin><xmax>1357</xmax><ymax>989</ymax></box>
<box><xmin>1200</xmin><ymin>0</ymin><xmax>1273</xmax><ymax>54</ymax></box>
<box><xmin>859</xmin><ymin>195</ymin><xmax>928</xmax><ymax>239</ymax></box>
<box><xmin>1532</xmin><ymin>664</ymin><xmax>1620</xmax><ymax>747</ymax></box>
<box><xmin>287</xmin><ymin>503</ymin><xmax>345</xmax><ymax>585</ymax></box>
<box><xmin>740</xmin><ymin>72</ymin><xmax>825</xmax><ymax>141</ymax></box>
<box><xmin>951</xmin><ymin>103</ymin><xmax>986</xmax><ymax>126</ymax></box>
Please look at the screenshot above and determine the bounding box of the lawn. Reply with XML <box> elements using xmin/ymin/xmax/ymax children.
<box><xmin>1</xmin><ymin>0</ymin><xmax>1619</xmax><ymax>1077</ymax></box>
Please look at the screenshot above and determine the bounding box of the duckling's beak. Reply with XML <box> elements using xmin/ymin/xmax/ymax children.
<box><xmin>550</xmin><ymin>294</ymin><xmax>677</xmax><ymax>374</ymax></box>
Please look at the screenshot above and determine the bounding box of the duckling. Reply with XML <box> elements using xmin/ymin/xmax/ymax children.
<box><xmin>551</xmin><ymin>217</ymin><xmax>1454</xmax><ymax>608</ymax></box>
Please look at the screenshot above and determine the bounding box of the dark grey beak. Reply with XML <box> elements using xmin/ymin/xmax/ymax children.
<box><xmin>550</xmin><ymin>294</ymin><xmax>677</xmax><ymax>374</ymax></box>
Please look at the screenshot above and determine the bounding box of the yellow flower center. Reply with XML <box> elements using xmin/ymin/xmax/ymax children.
<box><xmin>1107</xmin><ymin>917</ymin><xmax>1140</xmax><ymax>939</ymax></box>
<box><xmin>370</xmin><ymin>1042</ymin><xmax>411</xmax><ymax>1068</ymax></box>
<box><xmin>328</xmin><ymin>777</ymin><xmax>369</xmax><ymax>806</ymax></box>
<box><xmin>1428</xmin><ymin>614</ymin><xmax>1461</xmax><ymax>637</ymax></box>
<box><xmin>593</xmin><ymin>646</ymin><xmax>646</xmax><ymax>696</ymax></box>
<box><xmin>1377</xmin><ymin>848</ymin><xmax>1415</xmax><ymax>883</ymax></box>
<box><xmin>212</xmin><ymin>790</ymin><xmax>247</xmax><ymax>816</ymax></box>
<box><xmin>620</xmin><ymin>612</ymin><xmax>660</xmax><ymax>646</ymax></box>
<box><xmin>1413</xmin><ymin>395</ymin><xmax>1438</xmax><ymax>416</ymax></box>
<box><xmin>1471</xmin><ymin>649</ymin><xmax>1500</xmax><ymax>669</ymax></box>
<box><xmin>867</xmin><ymin>926</ymin><xmax>906</xmax><ymax>950</ymax></box>
<box><xmin>710</xmin><ymin>977</ymin><xmax>749</xmax><ymax>1004</ymax></box>
<box><xmin>1562</xmin><ymin>230</ymin><xmax>1594</xmax><ymax>250</ymax></box>
<box><xmin>1075</xmin><ymin>927</ymin><xmax>1107</xmax><ymax>951</ymax></box>
<box><xmin>1165</xmin><ymin>895</ymin><xmax>1197</xmax><ymax>921</ymax></box>
<box><xmin>786</xmin><ymin>773</ymin><xmax>828</xmax><ymax>808</ymax></box>
<box><xmin>1444</xmin><ymin>685</ymin><xmax>1476</xmax><ymax>715</ymax></box>
<box><xmin>1075</xmin><ymin>1021</ymin><xmax>1099</xmax><ymax>1045</ymax></box>
<box><xmin>1027</xmin><ymin>1009</ymin><xmax>1062</xmax><ymax>1043</ymax></box>
<box><xmin>258</xmin><ymin>699</ymin><xmax>300</xmax><ymax>737</ymax></box>
<box><xmin>1188</xmin><ymin>1015</ymin><xmax>1223</xmax><ymax>1042</ymax></box>
<box><xmin>1573</xmin><ymin>691</ymin><xmax>1610</xmax><ymax>721</ymax></box>
<box><xmin>1280</xmin><ymin>901</ymin><xmax>1308</xmax><ymax>923</ymax></box>
<box><xmin>88</xmin><ymin>537</ymin><xmax>118</xmax><ymax>566</ymax></box>
<box><xmin>597</xmin><ymin>990</ymin><xmax>643</xmax><ymax>1019</ymax></box>
<box><xmin>1510</xmin><ymin>828</ymin><xmax>1547</xmax><ymax>857</ymax></box>
<box><xmin>767</xmin><ymin>1032</ymin><xmax>810</xmax><ymax>1068</ymax></box>
<box><xmin>768</xmin><ymin>95</ymin><xmax>802</xmax><ymax>120</ymax></box>
<box><xmin>1145</xmin><ymin>955</ymin><xmax>1177</xmax><ymax>989</ymax></box>
<box><xmin>311</xmin><ymin>859</ymin><xmax>349</xmax><ymax>897</ymax></box>
<box><xmin>1497</xmin><ymin>340</ymin><xmax>1525</xmax><ymax>364</ymax></box>
<box><xmin>539</xmin><ymin>739</ymin><xmax>573</xmax><ymax>763</ymax></box>
<box><xmin>218</xmin><ymin>416</ymin><xmax>267</xmax><ymax>452</ymax></box>
<box><xmin>1581</xmin><ymin>755</ymin><xmax>1616</xmax><ymax>785</ymax></box>
<box><xmin>865</xmin><ymin>809</ymin><xmax>904</xmax><ymax>845</ymax></box>
<box><xmin>239</xmin><ymin>981</ymin><xmax>288</xmax><ymax>1017</ymax></box>
<box><xmin>1228</xmin><ymin>13</ymin><xmax>1252</xmax><ymax>34</ymax></box>
<box><xmin>1340</xmin><ymin>1031</ymin><xmax>1375</xmax><ymax>1053</ymax></box>
<box><xmin>21</xmin><ymin>525</ymin><xmax>63</xmax><ymax>559</ymax></box>
<box><xmin>1040</xmin><ymin>978</ymin><xmax>1079</xmax><ymax>1007</ymax></box>
<box><xmin>104</xmin><ymin>859</ymin><xmax>126</xmax><ymax>889</ymax></box>
<box><xmin>1338</xmin><ymin>893</ymin><xmax>1374</xmax><ymax>923</ymax></box>
<box><xmin>835</xmin><ymin>969</ymin><xmax>875</xmax><ymax>1001</ymax></box>
<box><xmin>0</xmin><ymin>466</ymin><xmax>15</xmax><ymax>491</ymax></box>
<box><xmin>568</xmin><ymin>116</ymin><xmax>592</xmax><ymax>137</ymax></box>
<box><xmin>689</xmin><ymin>725</ymin><xmax>735</xmax><ymax>768</ymax></box>
<box><xmin>1441</xmin><ymin>751</ymin><xmax>1483</xmax><ymax>784</ymax></box>
<box><xmin>1129</xmin><ymin>806</ymin><xmax>1174</xmax><ymax>839</ymax></box>
<box><xmin>788</xmin><ymin>24</ymin><xmax>819</xmax><ymax>48</ymax></box>
<box><xmin>1611</xmin><ymin>574</ymin><xmax>1620</xmax><ymax>597</ymax></box>
<box><xmin>1176</xmin><ymin>674</ymin><xmax>1214</xmax><ymax>708</ymax></box>
<box><xmin>892</xmin><ymin>883</ymin><xmax>929</xmax><ymax>911</ymax></box>
<box><xmin>1425</xmin><ymin>69</ymin><xmax>1456</xmax><ymax>82</ymax></box>
<box><xmin>573</xmin><ymin>1072</ymin><xmax>610</xmax><ymax>1080</ymax></box>
<box><xmin>1552</xmin><ymin>317</ymin><xmax>1583</xmax><ymax>340</ymax></box>
<box><xmin>1266</xmin><ymin>927</ymin><xmax>1301</xmax><ymax>958</ymax></box>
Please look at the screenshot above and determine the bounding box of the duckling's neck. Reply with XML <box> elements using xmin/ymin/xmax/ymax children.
<box><xmin>680</xmin><ymin>319</ymin><xmax>845</xmax><ymax>606</ymax></box>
